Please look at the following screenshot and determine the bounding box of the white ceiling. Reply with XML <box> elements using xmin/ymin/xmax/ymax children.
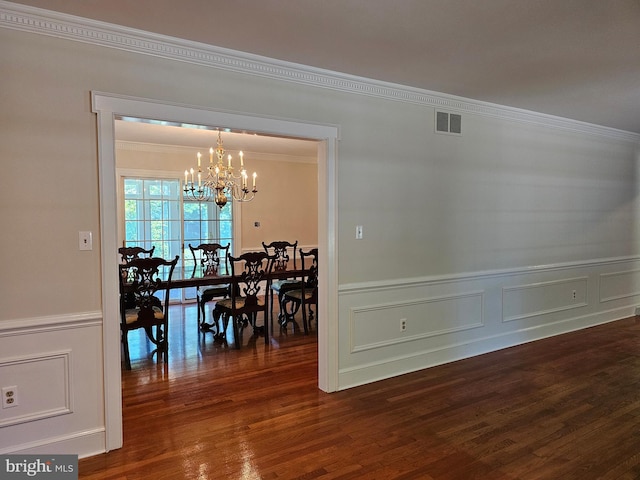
<box><xmin>12</xmin><ymin>0</ymin><xmax>640</xmax><ymax>134</ymax></box>
<box><xmin>114</xmin><ymin>118</ymin><xmax>320</xmax><ymax>157</ymax></box>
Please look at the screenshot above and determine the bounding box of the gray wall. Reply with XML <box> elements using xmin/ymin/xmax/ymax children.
<box><xmin>1</xmin><ymin>2</ymin><xmax>639</xmax><ymax>457</ymax></box>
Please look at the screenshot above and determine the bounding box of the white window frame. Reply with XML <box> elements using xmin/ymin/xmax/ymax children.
<box><xmin>116</xmin><ymin>168</ymin><xmax>242</xmax><ymax>303</ymax></box>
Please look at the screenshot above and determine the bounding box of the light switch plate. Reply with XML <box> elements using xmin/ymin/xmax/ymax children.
<box><xmin>79</xmin><ymin>231</ymin><xmax>93</xmax><ymax>251</ymax></box>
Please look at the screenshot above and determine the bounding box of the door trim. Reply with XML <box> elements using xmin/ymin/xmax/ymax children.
<box><xmin>92</xmin><ymin>91</ymin><xmax>339</xmax><ymax>451</ymax></box>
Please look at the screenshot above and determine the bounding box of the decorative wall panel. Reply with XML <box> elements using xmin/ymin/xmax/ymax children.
<box><xmin>0</xmin><ymin>351</ymin><xmax>72</xmax><ymax>427</ymax></box>
<box><xmin>350</xmin><ymin>291</ymin><xmax>484</xmax><ymax>352</ymax></box>
<box><xmin>600</xmin><ymin>269</ymin><xmax>640</xmax><ymax>303</ymax></box>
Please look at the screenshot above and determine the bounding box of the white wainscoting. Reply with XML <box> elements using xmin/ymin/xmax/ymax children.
<box><xmin>0</xmin><ymin>312</ymin><xmax>105</xmax><ymax>457</ymax></box>
<box><xmin>337</xmin><ymin>256</ymin><xmax>640</xmax><ymax>390</ymax></box>
<box><xmin>599</xmin><ymin>269</ymin><xmax>640</xmax><ymax>303</ymax></box>
<box><xmin>2</xmin><ymin>256</ymin><xmax>639</xmax><ymax>455</ymax></box>
<box><xmin>0</xmin><ymin>350</ymin><xmax>72</xmax><ymax>428</ymax></box>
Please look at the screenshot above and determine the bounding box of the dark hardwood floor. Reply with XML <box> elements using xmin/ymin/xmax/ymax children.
<box><xmin>79</xmin><ymin>307</ymin><xmax>640</xmax><ymax>479</ymax></box>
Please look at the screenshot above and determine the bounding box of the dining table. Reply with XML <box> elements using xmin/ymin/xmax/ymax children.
<box><xmin>121</xmin><ymin>260</ymin><xmax>308</xmax><ymax>333</ymax></box>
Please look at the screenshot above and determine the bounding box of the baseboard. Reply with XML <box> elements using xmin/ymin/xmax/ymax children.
<box><xmin>0</xmin><ymin>428</ymin><xmax>106</xmax><ymax>458</ymax></box>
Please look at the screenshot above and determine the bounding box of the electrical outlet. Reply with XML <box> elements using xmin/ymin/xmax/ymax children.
<box><xmin>572</xmin><ymin>290</ymin><xmax>577</xmax><ymax>299</ymax></box>
<box><xmin>400</xmin><ymin>318</ymin><xmax>407</xmax><ymax>332</ymax></box>
<box><xmin>2</xmin><ymin>386</ymin><xmax>19</xmax><ymax>409</ymax></box>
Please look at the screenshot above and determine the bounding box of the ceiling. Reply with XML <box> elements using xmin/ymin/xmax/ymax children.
<box><xmin>114</xmin><ymin>118</ymin><xmax>320</xmax><ymax>158</ymax></box>
<box><xmin>11</xmin><ymin>0</ymin><xmax>640</xmax><ymax>134</ymax></box>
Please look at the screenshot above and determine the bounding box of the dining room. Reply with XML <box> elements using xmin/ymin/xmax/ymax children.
<box><xmin>114</xmin><ymin>117</ymin><xmax>320</xmax><ymax>365</ymax></box>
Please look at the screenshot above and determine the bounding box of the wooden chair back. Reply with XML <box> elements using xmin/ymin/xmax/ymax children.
<box><xmin>228</xmin><ymin>251</ymin><xmax>273</xmax><ymax>310</ymax></box>
<box><xmin>262</xmin><ymin>240</ymin><xmax>298</xmax><ymax>271</ymax></box>
<box><xmin>300</xmin><ymin>248</ymin><xmax>318</xmax><ymax>296</ymax></box>
<box><xmin>118</xmin><ymin>245</ymin><xmax>155</xmax><ymax>264</ymax></box>
<box><xmin>189</xmin><ymin>243</ymin><xmax>230</xmax><ymax>276</ymax></box>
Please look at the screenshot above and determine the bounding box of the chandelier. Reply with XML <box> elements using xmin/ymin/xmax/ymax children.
<box><xmin>183</xmin><ymin>130</ymin><xmax>258</xmax><ymax>208</ymax></box>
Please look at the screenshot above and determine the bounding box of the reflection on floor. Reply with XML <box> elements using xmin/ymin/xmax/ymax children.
<box><xmin>123</xmin><ymin>302</ymin><xmax>317</xmax><ymax>372</ymax></box>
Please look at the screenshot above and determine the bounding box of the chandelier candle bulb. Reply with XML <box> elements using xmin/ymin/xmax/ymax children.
<box><xmin>183</xmin><ymin>129</ymin><xmax>259</xmax><ymax>207</ymax></box>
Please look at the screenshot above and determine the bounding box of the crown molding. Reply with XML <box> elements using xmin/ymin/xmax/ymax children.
<box><xmin>2</xmin><ymin>0</ymin><xmax>639</xmax><ymax>143</ymax></box>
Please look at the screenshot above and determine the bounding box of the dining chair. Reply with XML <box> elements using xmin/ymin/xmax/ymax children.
<box><xmin>118</xmin><ymin>255</ymin><xmax>179</xmax><ymax>369</ymax></box>
<box><xmin>188</xmin><ymin>243</ymin><xmax>231</xmax><ymax>334</ymax></box>
<box><xmin>262</xmin><ymin>240</ymin><xmax>300</xmax><ymax>330</ymax></box>
<box><xmin>118</xmin><ymin>245</ymin><xmax>156</xmax><ymax>310</ymax></box>
<box><xmin>213</xmin><ymin>251</ymin><xmax>274</xmax><ymax>349</ymax></box>
<box><xmin>118</xmin><ymin>245</ymin><xmax>155</xmax><ymax>264</ymax></box>
<box><xmin>282</xmin><ymin>248</ymin><xmax>318</xmax><ymax>335</ymax></box>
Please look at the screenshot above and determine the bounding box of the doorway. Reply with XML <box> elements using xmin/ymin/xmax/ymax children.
<box><xmin>93</xmin><ymin>92</ymin><xmax>338</xmax><ymax>451</ymax></box>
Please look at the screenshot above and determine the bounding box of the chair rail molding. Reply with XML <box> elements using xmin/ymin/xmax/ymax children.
<box><xmin>338</xmin><ymin>255</ymin><xmax>640</xmax><ymax>294</ymax></box>
<box><xmin>0</xmin><ymin>311</ymin><xmax>102</xmax><ymax>336</ymax></box>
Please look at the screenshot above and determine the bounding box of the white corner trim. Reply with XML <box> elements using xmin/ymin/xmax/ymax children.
<box><xmin>1</xmin><ymin>0</ymin><xmax>638</xmax><ymax>143</ymax></box>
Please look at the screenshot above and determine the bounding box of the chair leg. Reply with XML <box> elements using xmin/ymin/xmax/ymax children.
<box><xmin>232</xmin><ymin>314</ymin><xmax>241</xmax><ymax>349</ymax></box>
<box><xmin>263</xmin><ymin>311</ymin><xmax>269</xmax><ymax>345</ymax></box>
<box><xmin>200</xmin><ymin>297</ymin><xmax>224</xmax><ymax>333</ymax></box>
<box><xmin>301</xmin><ymin>301</ymin><xmax>309</xmax><ymax>335</ymax></box>
<box><xmin>122</xmin><ymin>330</ymin><xmax>132</xmax><ymax>370</ymax></box>
<box><xmin>277</xmin><ymin>290</ymin><xmax>285</xmax><ymax>326</ymax></box>
<box><xmin>162</xmin><ymin>321</ymin><xmax>169</xmax><ymax>364</ymax></box>
<box><xmin>211</xmin><ymin>307</ymin><xmax>229</xmax><ymax>342</ymax></box>
<box><xmin>269</xmin><ymin>288</ymin><xmax>275</xmax><ymax>334</ymax></box>
<box><xmin>281</xmin><ymin>296</ymin><xmax>302</xmax><ymax>332</ymax></box>
<box><xmin>196</xmin><ymin>295</ymin><xmax>202</xmax><ymax>331</ymax></box>
<box><xmin>142</xmin><ymin>325</ymin><xmax>168</xmax><ymax>365</ymax></box>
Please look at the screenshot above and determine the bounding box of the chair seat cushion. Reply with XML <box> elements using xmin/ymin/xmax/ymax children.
<box><xmin>284</xmin><ymin>289</ymin><xmax>315</xmax><ymax>302</ymax></box>
<box><xmin>271</xmin><ymin>279</ymin><xmax>302</xmax><ymax>292</ymax></box>
<box><xmin>124</xmin><ymin>306</ymin><xmax>164</xmax><ymax>325</ymax></box>
<box><xmin>216</xmin><ymin>297</ymin><xmax>265</xmax><ymax>311</ymax></box>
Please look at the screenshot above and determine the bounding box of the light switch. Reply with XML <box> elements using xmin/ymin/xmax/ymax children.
<box><xmin>355</xmin><ymin>225</ymin><xmax>363</xmax><ymax>240</ymax></box>
<box><xmin>79</xmin><ymin>231</ymin><xmax>93</xmax><ymax>251</ymax></box>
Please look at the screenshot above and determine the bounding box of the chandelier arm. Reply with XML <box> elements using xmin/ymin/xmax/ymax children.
<box><xmin>184</xmin><ymin>129</ymin><xmax>258</xmax><ymax>206</ymax></box>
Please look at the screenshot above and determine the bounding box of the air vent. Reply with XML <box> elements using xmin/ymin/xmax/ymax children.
<box><xmin>435</xmin><ymin>111</ymin><xmax>462</xmax><ymax>135</ymax></box>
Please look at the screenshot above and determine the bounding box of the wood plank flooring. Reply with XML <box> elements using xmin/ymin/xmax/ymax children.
<box><xmin>79</xmin><ymin>309</ymin><xmax>640</xmax><ymax>479</ymax></box>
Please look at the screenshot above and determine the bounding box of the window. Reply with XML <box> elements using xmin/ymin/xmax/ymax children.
<box><xmin>123</xmin><ymin>178</ymin><xmax>182</xmax><ymax>259</ymax></box>
<box><xmin>182</xmin><ymin>198</ymin><xmax>233</xmax><ymax>269</ymax></box>
<box><xmin>122</xmin><ymin>175</ymin><xmax>234</xmax><ymax>302</ymax></box>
